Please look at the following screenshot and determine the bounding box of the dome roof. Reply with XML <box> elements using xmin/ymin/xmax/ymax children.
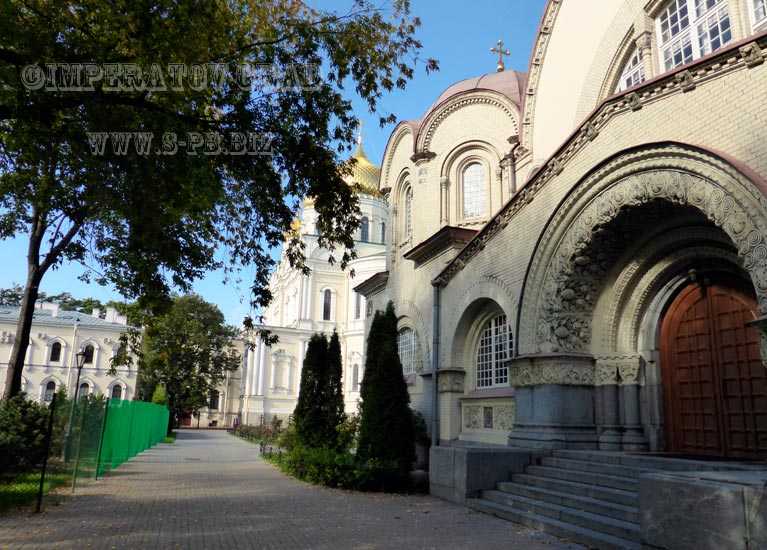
<box><xmin>344</xmin><ymin>141</ymin><xmax>382</xmax><ymax>197</ymax></box>
<box><xmin>426</xmin><ymin>69</ymin><xmax>526</xmax><ymax>115</ymax></box>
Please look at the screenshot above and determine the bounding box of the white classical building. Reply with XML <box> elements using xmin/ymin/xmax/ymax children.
<box><xmin>238</xmin><ymin>139</ymin><xmax>388</xmax><ymax>425</ymax></box>
<box><xmin>0</xmin><ymin>302</ymin><xmax>139</xmax><ymax>403</ymax></box>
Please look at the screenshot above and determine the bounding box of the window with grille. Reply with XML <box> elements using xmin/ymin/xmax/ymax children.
<box><xmin>322</xmin><ymin>289</ymin><xmax>332</xmax><ymax>321</ymax></box>
<box><xmin>405</xmin><ymin>187</ymin><xmax>413</xmax><ymax>238</ymax></box>
<box><xmin>49</xmin><ymin>342</ymin><xmax>62</xmax><ymax>363</ymax></box>
<box><xmin>111</xmin><ymin>385</ymin><xmax>123</xmax><ymax>399</ymax></box>
<box><xmin>43</xmin><ymin>381</ymin><xmax>56</xmax><ymax>403</ymax></box>
<box><xmin>615</xmin><ymin>46</ymin><xmax>646</xmax><ymax>92</ymax></box>
<box><xmin>462</xmin><ymin>163</ymin><xmax>486</xmax><ymax>218</ymax></box>
<box><xmin>360</xmin><ymin>217</ymin><xmax>369</xmax><ymax>242</ymax></box>
<box><xmin>397</xmin><ymin>327</ymin><xmax>418</xmax><ymax>375</ymax></box>
<box><xmin>381</xmin><ymin>222</ymin><xmax>386</xmax><ymax>244</ymax></box>
<box><xmin>476</xmin><ymin>315</ymin><xmax>512</xmax><ymax>388</ymax></box>
<box><xmin>657</xmin><ymin>0</ymin><xmax>731</xmax><ymax>72</ymax></box>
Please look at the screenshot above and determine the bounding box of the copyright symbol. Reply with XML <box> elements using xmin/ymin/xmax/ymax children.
<box><xmin>21</xmin><ymin>65</ymin><xmax>46</xmax><ymax>90</ymax></box>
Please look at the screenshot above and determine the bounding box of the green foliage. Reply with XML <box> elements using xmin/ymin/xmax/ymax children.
<box><xmin>137</xmin><ymin>294</ymin><xmax>240</xmax><ymax>432</ymax></box>
<box><xmin>277</xmin><ymin>425</ymin><xmax>296</xmax><ymax>452</ymax></box>
<box><xmin>357</xmin><ymin>302</ymin><xmax>415</xmax><ymax>471</ymax></box>
<box><xmin>151</xmin><ymin>384</ymin><xmax>168</xmax><ymax>406</ymax></box>
<box><xmin>0</xmin><ymin>393</ymin><xmax>49</xmax><ymax>474</ymax></box>
<box><xmin>1</xmin><ymin>0</ymin><xmax>437</xmax><ymax>400</ymax></box>
<box><xmin>293</xmin><ymin>333</ymin><xmax>329</xmax><ymax>449</ymax></box>
<box><xmin>336</xmin><ymin>410</ymin><xmax>361</xmax><ymax>452</ymax></box>
<box><xmin>293</xmin><ymin>330</ymin><xmax>346</xmax><ymax>450</ymax></box>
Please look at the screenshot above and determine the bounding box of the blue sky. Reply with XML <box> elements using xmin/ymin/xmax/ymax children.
<box><xmin>0</xmin><ymin>0</ymin><xmax>546</xmax><ymax>325</ymax></box>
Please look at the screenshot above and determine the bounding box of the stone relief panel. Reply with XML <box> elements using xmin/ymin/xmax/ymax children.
<box><xmin>508</xmin><ymin>356</ymin><xmax>595</xmax><ymax>387</ymax></box>
<box><xmin>463</xmin><ymin>405</ymin><xmax>481</xmax><ymax>429</ymax></box>
<box><xmin>495</xmin><ymin>404</ymin><xmax>515</xmax><ymax>431</ymax></box>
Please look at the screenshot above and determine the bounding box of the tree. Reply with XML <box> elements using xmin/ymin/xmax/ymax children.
<box><xmin>0</xmin><ymin>0</ymin><xmax>437</xmax><ymax>400</ymax></box>
<box><xmin>293</xmin><ymin>333</ymin><xmax>329</xmax><ymax>449</ymax></box>
<box><xmin>357</xmin><ymin>301</ymin><xmax>414</xmax><ymax>471</ymax></box>
<box><xmin>136</xmin><ymin>294</ymin><xmax>241</xmax><ymax>434</ymax></box>
<box><xmin>324</xmin><ymin>330</ymin><xmax>345</xmax><ymax>449</ymax></box>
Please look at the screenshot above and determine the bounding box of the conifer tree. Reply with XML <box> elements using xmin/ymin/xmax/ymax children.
<box><xmin>357</xmin><ymin>302</ymin><xmax>415</xmax><ymax>471</ymax></box>
<box><xmin>293</xmin><ymin>333</ymin><xmax>328</xmax><ymax>449</ymax></box>
<box><xmin>324</xmin><ymin>330</ymin><xmax>346</xmax><ymax>449</ymax></box>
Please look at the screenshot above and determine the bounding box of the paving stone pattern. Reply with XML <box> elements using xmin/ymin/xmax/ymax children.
<box><xmin>0</xmin><ymin>430</ymin><xmax>583</xmax><ymax>549</ymax></box>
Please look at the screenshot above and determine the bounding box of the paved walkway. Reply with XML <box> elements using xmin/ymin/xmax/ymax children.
<box><xmin>0</xmin><ymin>430</ymin><xmax>583</xmax><ymax>549</ymax></box>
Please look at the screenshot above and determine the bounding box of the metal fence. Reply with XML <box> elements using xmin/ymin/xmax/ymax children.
<box><xmin>0</xmin><ymin>394</ymin><xmax>168</xmax><ymax>513</ymax></box>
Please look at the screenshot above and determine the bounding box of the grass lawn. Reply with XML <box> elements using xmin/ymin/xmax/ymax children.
<box><xmin>0</xmin><ymin>471</ymin><xmax>70</xmax><ymax>514</ymax></box>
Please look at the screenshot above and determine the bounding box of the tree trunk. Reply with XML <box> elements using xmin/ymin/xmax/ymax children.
<box><xmin>2</xmin><ymin>266</ymin><xmax>43</xmax><ymax>400</ymax></box>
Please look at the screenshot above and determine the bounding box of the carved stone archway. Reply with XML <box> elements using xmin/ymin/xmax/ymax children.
<box><xmin>520</xmin><ymin>144</ymin><xmax>767</xmax><ymax>355</ymax></box>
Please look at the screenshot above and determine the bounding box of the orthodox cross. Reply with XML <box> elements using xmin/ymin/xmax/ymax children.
<box><xmin>490</xmin><ymin>40</ymin><xmax>510</xmax><ymax>72</ymax></box>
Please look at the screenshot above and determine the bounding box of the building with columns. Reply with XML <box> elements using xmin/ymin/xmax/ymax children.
<box><xmin>0</xmin><ymin>302</ymin><xmax>138</xmax><ymax>403</ymax></box>
<box><xmin>238</xmin><ymin>139</ymin><xmax>387</xmax><ymax>426</ymax></box>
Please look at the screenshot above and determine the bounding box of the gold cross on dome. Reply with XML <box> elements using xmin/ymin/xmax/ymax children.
<box><xmin>490</xmin><ymin>40</ymin><xmax>510</xmax><ymax>72</ymax></box>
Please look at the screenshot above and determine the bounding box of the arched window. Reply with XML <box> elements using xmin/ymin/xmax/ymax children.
<box><xmin>352</xmin><ymin>364</ymin><xmax>360</xmax><ymax>392</ymax></box>
<box><xmin>43</xmin><ymin>381</ymin><xmax>56</xmax><ymax>403</ymax></box>
<box><xmin>355</xmin><ymin>293</ymin><xmax>362</xmax><ymax>320</ymax></box>
<box><xmin>111</xmin><ymin>385</ymin><xmax>123</xmax><ymax>399</ymax></box>
<box><xmin>209</xmin><ymin>390</ymin><xmax>220</xmax><ymax>410</ymax></box>
<box><xmin>405</xmin><ymin>187</ymin><xmax>413</xmax><ymax>238</ymax></box>
<box><xmin>360</xmin><ymin>217</ymin><xmax>369</xmax><ymax>242</ymax></box>
<box><xmin>462</xmin><ymin>163</ymin><xmax>486</xmax><ymax>218</ymax></box>
<box><xmin>397</xmin><ymin>327</ymin><xmax>418</xmax><ymax>375</ymax></box>
<box><xmin>78</xmin><ymin>382</ymin><xmax>90</xmax><ymax>399</ymax></box>
<box><xmin>657</xmin><ymin>0</ymin><xmax>732</xmax><ymax>72</ymax></box>
<box><xmin>83</xmin><ymin>344</ymin><xmax>95</xmax><ymax>364</ymax></box>
<box><xmin>615</xmin><ymin>46</ymin><xmax>645</xmax><ymax>92</ymax></box>
<box><xmin>476</xmin><ymin>314</ymin><xmax>512</xmax><ymax>388</ymax></box>
<box><xmin>322</xmin><ymin>289</ymin><xmax>332</xmax><ymax>321</ymax></box>
<box><xmin>381</xmin><ymin>222</ymin><xmax>386</xmax><ymax>244</ymax></box>
<box><xmin>49</xmin><ymin>342</ymin><xmax>62</xmax><ymax>363</ymax></box>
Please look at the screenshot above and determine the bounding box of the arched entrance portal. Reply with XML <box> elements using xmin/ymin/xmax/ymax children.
<box><xmin>660</xmin><ymin>277</ymin><xmax>767</xmax><ymax>458</ymax></box>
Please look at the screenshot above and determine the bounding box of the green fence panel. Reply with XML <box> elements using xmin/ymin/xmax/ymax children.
<box><xmin>97</xmin><ymin>399</ymin><xmax>169</xmax><ymax>477</ymax></box>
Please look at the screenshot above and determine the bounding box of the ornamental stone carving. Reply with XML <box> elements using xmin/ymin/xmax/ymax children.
<box><xmin>595</xmin><ymin>364</ymin><xmax>618</xmax><ymax>386</ymax></box>
<box><xmin>463</xmin><ymin>406</ymin><xmax>481</xmax><ymax>429</ymax></box>
<box><xmin>495</xmin><ymin>404</ymin><xmax>515</xmax><ymax>431</ymax></box>
<box><xmin>508</xmin><ymin>355</ymin><xmax>595</xmax><ymax>387</ymax></box>
<box><xmin>521</xmin><ymin>146</ymin><xmax>767</xmax><ymax>355</ymax></box>
<box><xmin>438</xmin><ymin>368</ymin><xmax>465</xmax><ymax>393</ymax></box>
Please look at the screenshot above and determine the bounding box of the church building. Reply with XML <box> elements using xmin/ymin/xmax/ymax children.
<box><xmin>355</xmin><ymin>0</ymin><xmax>767</xmax><ymax>547</ymax></box>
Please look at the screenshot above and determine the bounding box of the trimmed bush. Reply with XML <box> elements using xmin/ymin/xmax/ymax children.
<box><xmin>0</xmin><ymin>394</ymin><xmax>49</xmax><ymax>474</ymax></box>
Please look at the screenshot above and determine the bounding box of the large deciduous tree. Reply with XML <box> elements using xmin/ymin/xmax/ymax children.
<box><xmin>0</xmin><ymin>0</ymin><xmax>437</xmax><ymax>399</ymax></box>
<box><xmin>136</xmin><ymin>294</ymin><xmax>241</xmax><ymax>434</ymax></box>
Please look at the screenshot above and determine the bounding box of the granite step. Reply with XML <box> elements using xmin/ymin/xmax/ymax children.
<box><xmin>467</xmin><ymin>497</ymin><xmax>640</xmax><ymax>550</ymax></box>
<box><xmin>495</xmin><ymin>480</ymin><xmax>639</xmax><ymax>522</ymax></box>
<box><xmin>524</xmin><ymin>464</ymin><xmax>638</xmax><ymax>492</ymax></box>
<box><xmin>540</xmin><ymin>456</ymin><xmax>663</xmax><ymax>480</ymax></box>
<box><xmin>551</xmin><ymin>449</ymin><xmax>761</xmax><ymax>472</ymax></box>
<box><xmin>509</xmin><ymin>473</ymin><xmax>638</xmax><ymax>507</ymax></box>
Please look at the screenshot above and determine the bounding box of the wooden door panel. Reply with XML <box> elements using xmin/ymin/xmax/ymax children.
<box><xmin>662</xmin><ymin>280</ymin><xmax>767</xmax><ymax>458</ymax></box>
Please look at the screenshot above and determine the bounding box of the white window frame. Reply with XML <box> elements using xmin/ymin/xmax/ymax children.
<box><xmin>360</xmin><ymin>217</ymin><xmax>369</xmax><ymax>242</ymax></box>
<box><xmin>404</xmin><ymin>187</ymin><xmax>413</xmax><ymax>239</ymax></box>
<box><xmin>475</xmin><ymin>314</ymin><xmax>512</xmax><ymax>389</ymax></box>
<box><xmin>461</xmin><ymin>162</ymin><xmax>487</xmax><ymax>219</ymax></box>
<box><xmin>397</xmin><ymin>327</ymin><xmax>419</xmax><ymax>375</ymax></box>
<box><xmin>656</xmin><ymin>0</ymin><xmax>732</xmax><ymax>72</ymax></box>
<box><xmin>750</xmin><ymin>0</ymin><xmax>767</xmax><ymax>31</ymax></box>
<box><xmin>615</xmin><ymin>46</ymin><xmax>646</xmax><ymax>92</ymax></box>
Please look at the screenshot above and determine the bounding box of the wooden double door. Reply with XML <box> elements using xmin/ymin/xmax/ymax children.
<box><xmin>660</xmin><ymin>279</ymin><xmax>767</xmax><ymax>459</ymax></box>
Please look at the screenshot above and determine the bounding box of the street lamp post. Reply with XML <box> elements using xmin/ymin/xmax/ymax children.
<box><xmin>63</xmin><ymin>349</ymin><xmax>87</xmax><ymax>461</ymax></box>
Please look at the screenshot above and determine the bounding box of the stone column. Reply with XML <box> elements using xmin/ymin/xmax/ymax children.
<box><xmin>437</xmin><ymin>367</ymin><xmax>465</xmax><ymax>442</ymax></box>
<box><xmin>619</xmin><ymin>360</ymin><xmax>647</xmax><ymax>451</ymax></box>
<box><xmin>440</xmin><ymin>177</ymin><xmax>449</xmax><ymax>226</ymax></box>
<box><xmin>596</xmin><ymin>362</ymin><xmax>622</xmax><ymax>451</ymax></box>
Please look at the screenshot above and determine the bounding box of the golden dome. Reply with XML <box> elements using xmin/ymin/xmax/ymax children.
<box><xmin>344</xmin><ymin>142</ymin><xmax>383</xmax><ymax>198</ymax></box>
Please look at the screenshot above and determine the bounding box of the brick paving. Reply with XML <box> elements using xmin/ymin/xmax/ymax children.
<box><xmin>0</xmin><ymin>430</ymin><xmax>583</xmax><ymax>549</ymax></box>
